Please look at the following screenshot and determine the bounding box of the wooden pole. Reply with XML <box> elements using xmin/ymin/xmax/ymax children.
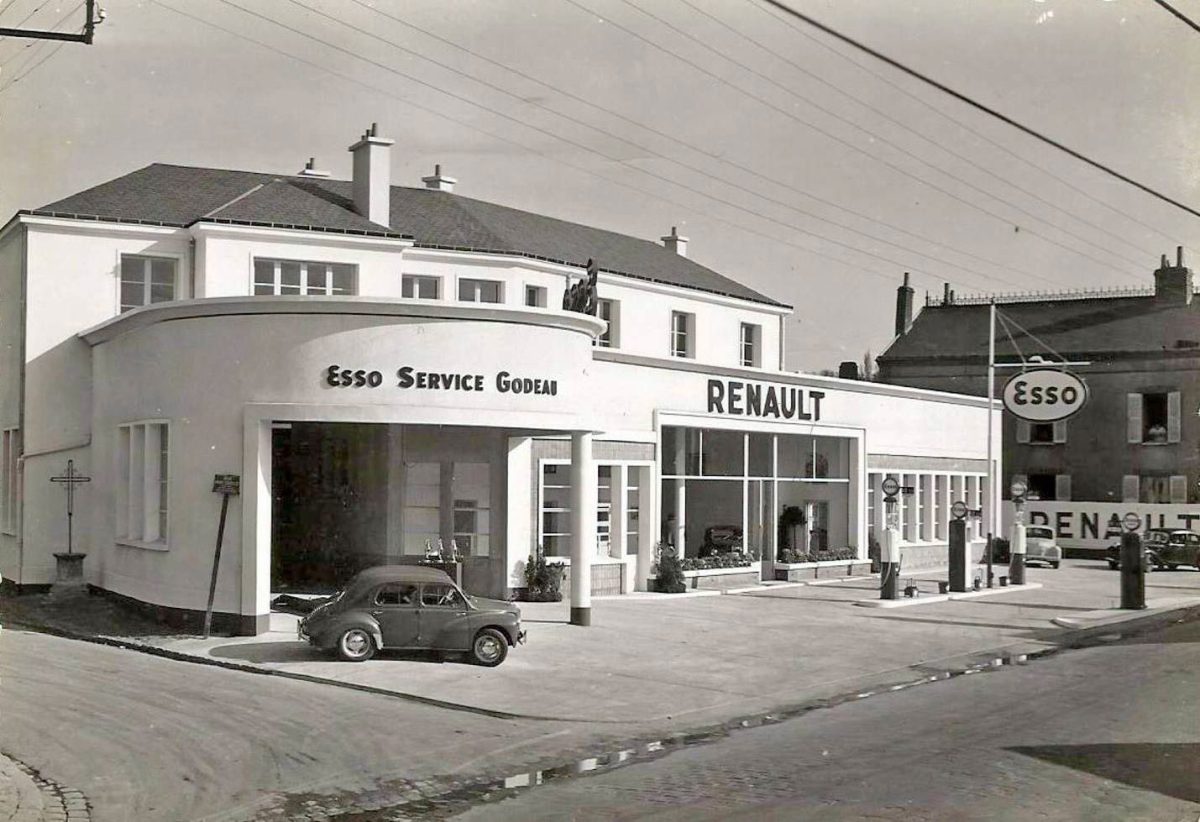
<box><xmin>203</xmin><ymin>492</ymin><xmax>231</xmax><ymax>638</ymax></box>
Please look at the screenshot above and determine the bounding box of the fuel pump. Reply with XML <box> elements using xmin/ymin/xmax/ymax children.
<box><xmin>1009</xmin><ymin>480</ymin><xmax>1027</xmax><ymax>586</ymax></box>
<box><xmin>880</xmin><ymin>477</ymin><xmax>901</xmax><ymax>600</ymax></box>
<box><xmin>1119</xmin><ymin>520</ymin><xmax>1145</xmax><ymax>610</ymax></box>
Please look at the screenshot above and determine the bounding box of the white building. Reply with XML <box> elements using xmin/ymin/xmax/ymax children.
<box><xmin>0</xmin><ymin>127</ymin><xmax>1000</xmax><ymax>633</ymax></box>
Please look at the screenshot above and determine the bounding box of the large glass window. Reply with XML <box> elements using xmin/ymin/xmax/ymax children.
<box><xmin>402</xmin><ymin>275</ymin><xmax>439</xmax><ymax>299</ymax></box>
<box><xmin>120</xmin><ymin>255</ymin><xmax>176</xmax><ymax>312</ymax></box>
<box><xmin>253</xmin><ymin>258</ymin><xmax>354</xmax><ymax>296</ymax></box>
<box><xmin>451</xmin><ymin>462</ymin><xmax>490</xmax><ymax>556</ymax></box>
<box><xmin>402</xmin><ymin>462</ymin><xmax>441</xmax><ymax>555</ymax></box>
<box><xmin>539</xmin><ymin>463</ymin><xmax>632</xmax><ymax>558</ymax></box>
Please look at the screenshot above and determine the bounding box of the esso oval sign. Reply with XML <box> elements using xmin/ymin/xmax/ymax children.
<box><xmin>1002</xmin><ymin>368</ymin><xmax>1088</xmax><ymax>422</ymax></box>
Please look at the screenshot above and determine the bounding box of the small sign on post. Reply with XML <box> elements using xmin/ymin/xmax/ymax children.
<box><xmin>204</xmin><ymin>474</ymin><xmax>240</xmax><ymax>638</ymax></box>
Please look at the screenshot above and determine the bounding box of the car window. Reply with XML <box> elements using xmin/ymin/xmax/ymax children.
<box><xmin>374</xmin><ymin>583</ymin><xmax>418</xmax><ymax>606</ymax></box>
<box><xmin>1027</xmin><ymin>527</ymin><xmax>1053</xmax><ymax>539</ymax></box>
<box><xmin>1189</xmin><ymin>534</ymin><xmax>1200</xmax><ymax>546</ymax></box>
<box><xmin>1146</xmin><ymin>532</ymin><xmax>1168</xmax><ymax>544</ymax></box>
<box><xmin>1169</xmin><ymin>534</ymin><xmax>1187</xmax><ymax>546</ymax></box>
<box><xmin>421</xmin><ymin>584</ymin><xmax>465</xmax><ymax>608</ymax></box>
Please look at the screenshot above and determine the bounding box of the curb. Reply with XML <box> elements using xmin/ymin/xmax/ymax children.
<box><xmin>1050</xmin><ymin>596</ymin><xmax>1200</xmax><ymax>630</ymax></box>
<box><xmin>855</xmin><ymin>582</ymin><xmax>1044</xmax><ymax>608</ymax></box>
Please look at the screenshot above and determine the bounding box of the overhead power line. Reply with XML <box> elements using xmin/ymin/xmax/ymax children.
<box><xmin>1152</xmin><ymin>0</ymin><xmax>1200</xmax><ymax>34</ymax></box>
<box><xmin>566</xmin><ymin>0</ymin><xmax>1137</xmax><ymax>281</ymax></box>
<box><xmin>759</xmin><ymin>0</ymin><xmax>1200</xmax><ymax>221</ymax></box>
<box><xmin>150</xmin><ymin>0</ymin><xmax>1016</xmax><ymax>296</ymax></box>
<box><xmin>750</xmin><ymin>0</ymin><xmax>1193</xmax><ymax>256</ymax></box>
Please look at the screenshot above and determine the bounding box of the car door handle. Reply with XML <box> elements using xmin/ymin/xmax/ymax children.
<box><xmin>370</xmin><ymin>610</ymin><xmax>383</xmax><ymax>616</ymax></box>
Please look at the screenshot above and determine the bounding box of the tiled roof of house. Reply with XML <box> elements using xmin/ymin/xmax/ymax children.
<box><xmin>879</xmin><ymin>294</ymin><xmax>1200</xmax><ymax>361</ymax></box>
<box><xmin>31</xmin><ymin>163</ymin><xmax>786</xmax><ymax>307</ymax></box>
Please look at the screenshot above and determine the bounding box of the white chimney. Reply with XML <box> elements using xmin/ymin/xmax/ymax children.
<box><xmin>347</xmin><ymin>123</ymin><xmax>394</xmax><ymax>226</ymax></box>
<box><xmin>297</xmin><ymin>157</ymin><xmax>331</xmax><ymax>178</ymax></box>
<box><xmin>421</xmin><ymin>163</ymin><xmax>457</xmax><ymax>193</ymax></box>
<box><xmin>661</xmin><ymin>226</ymin><xmax>688</xmax><ymax>257</ymax></box>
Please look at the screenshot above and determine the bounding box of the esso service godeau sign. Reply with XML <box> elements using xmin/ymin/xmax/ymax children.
<box><xmin>1002</xmin><ymin>368</ymin><xmax>1088</xmax><ymax>422</ymax></box>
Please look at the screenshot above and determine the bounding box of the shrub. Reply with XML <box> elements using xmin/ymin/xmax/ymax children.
<box><xmin>679</xmin><ymin>552</ymin><xmax>753</xmax><ymax>571</ymax></box>
<box><xmin>521</xmin><ymin>545</ymin><xmax>564</xmax><ymax>601</ymax></box>
<box><xmin>654</xmin><ymin>543</ymin><xmax>687</xmax><ymax>593</ymax></box>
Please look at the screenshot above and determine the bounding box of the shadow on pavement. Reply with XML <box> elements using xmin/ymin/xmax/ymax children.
<box><xmin>1009</xmin><ymin>743</ymin><xmax>1200</xmax><ymax>803</ymax></box>
<box><xmin>966</xmin><ymin>601</ymin><xmax>1086</xmax><ymax>612</ymax></box>
<box><xmin>209</xmin><ymin>641</ymin><xmax>462</xmax><ymax>665</ymax></box>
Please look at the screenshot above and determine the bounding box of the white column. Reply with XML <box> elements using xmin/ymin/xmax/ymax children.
<box><xmin>240</xmin><ymin>416</ymin><xmax>272</xmax><ymax>636</ymax></box>
<box><xmin>921</xmin><ymin>474</ymin><xmax>936</xmax><ymax>541</ymax></box>
<box><xmin>870</xmin><ymin>473</ymin><xmax>885</xmax><ymax>538</ymax></box>
<box><xmin>504</xmin><ymin>437</ymin><xmax>533</xmax><ymax>595</ymax></box>
<box><xmin>673</xmin><ymin>433</ymin><xmax>687</xmax><ymax>558</ymax></box>
<box><xmin>570</xmin><ymin>431</ymin><xmax>596</xmax><ymax>626</ymax></box>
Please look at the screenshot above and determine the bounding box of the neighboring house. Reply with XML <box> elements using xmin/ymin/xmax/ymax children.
<box><xmin>876</xmin><ymin>254</ymin><xmax>1199</xmax><ymax>549</ymax></box>
<box><xmin>0</xmin><ymin>125</ymin><xmax>995</xmax><ymax>633</ymax></box>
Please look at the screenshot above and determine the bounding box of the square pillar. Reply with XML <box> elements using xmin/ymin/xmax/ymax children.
<box><xmin>570</xmin><ymin>432</ymin><xmax>596</xmax><ymax>626</ymax></box>
<box><xmin>635</xmin><ymin>465</ymin><xmax>656</xmax><ymax>592</ymax></box>
<box><xmin>936</xmin><ymin>474</ymin><xmax>951</xmax><ymax>541</ymax></box>
<box><xmin>611</xmin><ymin>464</ymin><xmax>628</xmax><ymax>590</ymax></box>
<box><xmin>921</xmin><ymin>474</ymin><xmax>936</xmax><ymax>541</ymax></box>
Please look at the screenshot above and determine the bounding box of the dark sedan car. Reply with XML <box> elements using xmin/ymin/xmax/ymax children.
<box><xmin>299</xmin><ymin>566</ymin><xmax>525</xmax><ymax>665</ymax></box>
<box><xmin>1107</xmin><ymin>529</ymin><xmax>1200</xmax><ymax>571</ymax></box>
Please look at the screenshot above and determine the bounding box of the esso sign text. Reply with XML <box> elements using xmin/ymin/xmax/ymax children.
<box><xmin>1002</xmin><ymin>368</ymin><xmax>1088</xmax><ymax>423</ymax></box>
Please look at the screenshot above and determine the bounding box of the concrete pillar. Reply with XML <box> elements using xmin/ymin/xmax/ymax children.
<box><xmin>936</xmin><ymin>474</ymin><xmax>951</xmax><ymax>542</ymax></box>
<box><xmin>570</xmin><ymin>431</ymin><xmax>596</xmax><ymax>626</ymax></box>
<box><xmin>673</xmin><ymin>433</ymin><xmax>687</xmax><ymax>558</ymax></box>
<box><xmin>612</xmin><ymin>464</ymin><xmax>628</xmax><ymax>590</ymax></box>
<box><xmin>385</xmin><ymin>426</ymin><xmax>404</xmax><ymax>560</ymax></box>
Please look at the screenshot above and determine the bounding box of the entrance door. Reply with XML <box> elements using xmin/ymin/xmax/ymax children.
<box><xmin>751</xmin><ymin>480</ymin><xmax>775</xmax><ymax>580</ymax></box>
<box><xmin>805</xmin><ymin>502</ymin><xmax>830</xmax><ymax>553</ymax></box>
<box><xmin>418</xmin><ymin>583</ymin><xmax>472</xmax><ymax>650</ymax></box>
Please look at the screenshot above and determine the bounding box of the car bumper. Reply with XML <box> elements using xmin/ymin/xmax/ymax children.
<box><xmin>516</xmin><ymin>629</ymin><xmax>527</xmax><ymax>645</ymax></box>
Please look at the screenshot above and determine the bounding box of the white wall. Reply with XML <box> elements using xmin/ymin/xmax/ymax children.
<box><xmin>0</xmin><ymin>228</ymin><xmax>22</xmax><ymax>581</ymax></box>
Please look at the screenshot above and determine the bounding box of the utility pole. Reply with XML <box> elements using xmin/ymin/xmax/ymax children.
<box><xmin>0</xmin><ymin>0</ymin><xmax>105</xmax><ymax>44</ymax></box>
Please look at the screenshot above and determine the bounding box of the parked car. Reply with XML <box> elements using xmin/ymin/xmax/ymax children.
<box><xmin>1023</xmin><ymin>526</ymin><xmax>1061</xmax><ymax>569</ymax></box>
<box><xmin>1107</xmin><ymin>529</ymin><xmax>1200</xmax><ymax>571</ymax></box>
<box><xmin>299</xmin><ymin>565</ymin><xmax>525</xmax><ymax>664</ymax></box>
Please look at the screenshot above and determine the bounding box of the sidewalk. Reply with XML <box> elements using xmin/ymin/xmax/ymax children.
<box><xmin>0</xmin><ymin>753</ymin><xmax>42</xmax><ymax>822</ymax></box>
<box><xmin>5</xmin><ymin>562</ymin><xmax>1198</xmax><ymax>730</ymax></box>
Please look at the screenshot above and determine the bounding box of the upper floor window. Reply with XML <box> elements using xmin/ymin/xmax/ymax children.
<box><xmin>671</xmin><ymin>311</ymin><xmax>694</xmax><ymax>358</ymax></box>
<box><xmin>253</xmin><ymin>258</ymin><xmax>354</xmax><ymax>296</ymax></box>
<box><xmin>596</xmin><ymin>299</ymin><xmax>619</xmax><ymax>347</ymax></box>
<box><xmin>1127</xmin><ymin>391</ymin><xmax>1181</xmax><ymax>444</ymax></box>
<box><xmin>740</xmin><ymin>322</ymin><xmax>761</xmax><ymax>367</ymax></box>
<box><xmin>120</xmin><ymin>254</ymin><xmax>177</xmax><ymax>313</ymax></box>
<box><xmin>459</xmin><ymin>278</ymin><xmax>502</xmax><ymax>304</ymax></box>
<box><xmin>1018</xmin><ymin>420</ymin><xmax>1066</xmax><ymax>445</ymax></box>
<box><xmin>525</xmin><ymin>285</ymin><xmax>547</xmax><ymax>307</ymax></box>
<box><xmin>402</xmin><ymin>275</ymin><xmax>440</xmax><ymax>300</ymax></box>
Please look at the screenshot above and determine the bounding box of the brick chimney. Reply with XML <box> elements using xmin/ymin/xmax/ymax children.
<box><xmin>421</xmin><ymin>163</ymin><xmax>457</xmax><ymax>193</ymax></box>
<box><xmin>1154</xmin><ymin>246</ymin><xmax>1193</xmax><ymax>306</ymax></box>
<box><xmin>347</xmin><ymin>123</ymin><xmax>394</xmax><ymax>226</ymax></box>
<box><xmin>661</xmin><ymin>226</ymin><xmax>688</xmax><ymax>258</ymax></box>
<box><xmin>895</xmin><ymin>272</ymin><xmax>914</xmax><ymax>336</ymax></box>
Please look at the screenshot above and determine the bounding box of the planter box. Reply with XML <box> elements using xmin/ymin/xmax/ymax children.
<box><xmin>773</xmin><ymin>559</ymin><xmax>872</xmax><ymax>582</ymax></box>
<box><xmin>680</xmin><ymin>567</ymin><xmax>759</xmax><ymax>590</ymax></box>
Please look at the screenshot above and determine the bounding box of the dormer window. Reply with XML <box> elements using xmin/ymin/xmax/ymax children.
<box><xmin>253</xmin><ymin>258</ymin><xmax>355</xmax><ymax>296</ymax></box>
<box><xmin>120</xmin><ymin>254</ymin><xmax>177</xmax><ymax>312</ymax></box>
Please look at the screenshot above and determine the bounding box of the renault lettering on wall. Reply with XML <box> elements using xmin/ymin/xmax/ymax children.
<box><xmin>1001</xmin><ymin>368</ymin><xmax>1088</xmax><ymax>423</ymax></box>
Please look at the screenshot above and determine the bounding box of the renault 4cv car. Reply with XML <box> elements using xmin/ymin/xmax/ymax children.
<box><xmin>1023</xmin><ymin>526</ymin><xmax>1062</xmax><ymax>569</ymax></box>
<box><xmin>298</xmin><ymin>566</ymin><xmax>525</xmax><ymax>665</ymax></box>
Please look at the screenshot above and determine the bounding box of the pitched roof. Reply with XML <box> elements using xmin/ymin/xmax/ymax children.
<box><xmin>879</xmin><ymin>294</ymin><xmax>1200</xmax><ymax>362</ymax></box>
<box><xmin>32</xmin><ymin>163</ymin><xmax>786</xmax><ymax>307</ymax></box>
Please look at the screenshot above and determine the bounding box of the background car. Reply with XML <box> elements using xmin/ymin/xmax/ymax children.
<box><xmin>1023</xmin><ymin>525</ymin><xmax>1061</xmax><ymax>569</ymax></box>
<box><xmin>1103</xmin><ymin>528</ymin><xmax>1200</xmax><ymax>570</ymax></box>
<box><xmin>299</xmin><ymin>565</ymin><xmax>525</xmax><ymax>664</ymax></box>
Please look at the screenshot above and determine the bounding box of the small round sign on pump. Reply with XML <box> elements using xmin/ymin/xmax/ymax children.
<box><xmin>1001</xmin><ymin>368</ymin><xmax>1088</xmax><ymax>423</ymax></box>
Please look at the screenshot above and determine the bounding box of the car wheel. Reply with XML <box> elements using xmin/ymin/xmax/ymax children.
<box><xmin>470</xmin><ymin>628</ymin><xmax>509</xmax><ymax>667</ymax></box>
<box><xmin>336</xmin><ymin>627</ymin><xmax>376</xmax><ymax>662</ymax></box>
<box><xmin>1051</xmin><ymin>562</ymin><xmax>1060</xmax><ymax>569</ymax></box>
<box><xmin>1107</xmin><ymin>561</ymin><xmax>1119</xmax><ymax>570</ymax></box>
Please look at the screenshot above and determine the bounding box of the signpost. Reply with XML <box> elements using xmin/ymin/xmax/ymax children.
<box><xmin>204</xmin><ymin>474</ymin><xmax>240</xmax><ymax>638</ymax></box>
<box><xmin>50</xmin><ymin>459</ymin><xmax>91</xmax><ymax>584</ymax></box>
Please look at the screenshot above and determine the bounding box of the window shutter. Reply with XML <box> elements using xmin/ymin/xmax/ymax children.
<box><xmin>1052</xmin><ymin>421</ymin><xmax>1067</xmax><ymax>443</ymax></box>
<box><xmin>1055</xmin><ymin>474</ymin><xmax>1072</xmax><ymax>501</ymax></box>
<box><xmin>1169</xmin><ymin>475</ymin><xmax>1187</xmax><ymax>504</ymax></box>
<box><xmin>1126</xmin><ymin>394</ymin><xmax>1142</xmax><ymax>443</ymax></box>
<box><xmin>1121</xmin><ymin>475</ymin><xmax>1139</xmax><ymax>502</ymax></box>
<box><xmin>1167</xmin><ymin>391</ymin><xmax>1182</xmax><ymax>444</ymax></box>
<box><xmin>1016</xmin><ymin>420</ymin><xmax>1031</xmax><ymax>444</ymax></box>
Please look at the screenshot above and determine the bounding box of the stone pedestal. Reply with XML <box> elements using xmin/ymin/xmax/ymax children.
<box><xmin>53</xmin><ymin>552</ymin><xmax>87</xmax><ymax>586</ymax></box>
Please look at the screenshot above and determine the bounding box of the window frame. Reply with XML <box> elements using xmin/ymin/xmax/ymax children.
<box><xmin>457</xmin><ymin>277</ymin><xmax>504</xmax><ymax>304</ymax></box>
<box><xmin>401</xmin><ymin>274</ymin><xmax>441</xmax><ymax>300</ymax></box>
<box><xmin>596</xmin><ymin>298</ymin><xmax>619</xmax><ymax>348</ymax></box>
<box><xmin>739</xmin><ymin>322</ymin><xmax>761</xmax><ymax>367</ymax></box>
<box><xmin>1</xmin><ymin>427</ymin><xmax>19</xmax><ymax>535</ymax></box>
<box><xmin>252</xmin><ymin>257</ymin><xmax>357</xmax><ymax>297</ymax></box>
<box><xmin>670</xmin><ymin>311</ymin><xmax>694</xmax><ymax>358</ymax></box>
<box><xmin>525</xmin><ymin>285</ymin><xmax>547</xmax><ymax>308</ymax></box>
<box><xmin>119</xmin><ymin>253</ymin><xmax>179</xmax><ymax>313</ymax></box>
<box><xmin>115</xmin><ymin>419</ymin><xmax>170</xmax><ymax>549</ymax></box>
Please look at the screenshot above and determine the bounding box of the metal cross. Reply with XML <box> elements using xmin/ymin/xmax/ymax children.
<box><xmin>50</xmin><ymin>459</ymin><xmax>91</xmax><ymax>555</ymax></box>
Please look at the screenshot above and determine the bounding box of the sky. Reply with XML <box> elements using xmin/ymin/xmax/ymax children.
<box><xmin>2</xmin><ymin>0</ymin><xmax>1199</xmax><ymax>372</ymax></box>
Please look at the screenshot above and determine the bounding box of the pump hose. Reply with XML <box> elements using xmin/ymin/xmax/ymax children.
<box><xmin>877</xmin><ymin>560</ymin><xmax>899</xmax><ymax>592</ymax></box>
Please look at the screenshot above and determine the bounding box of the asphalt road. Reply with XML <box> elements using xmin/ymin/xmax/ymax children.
<box><xmin>0</xmin><ymin>629</ymin><xmax>575</xmax><ymax>822</ymax></box>
<box><xmin>454</xmin><ymin>616</ymin><xmax>1200</xmax><ymax>822</ymax></box>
